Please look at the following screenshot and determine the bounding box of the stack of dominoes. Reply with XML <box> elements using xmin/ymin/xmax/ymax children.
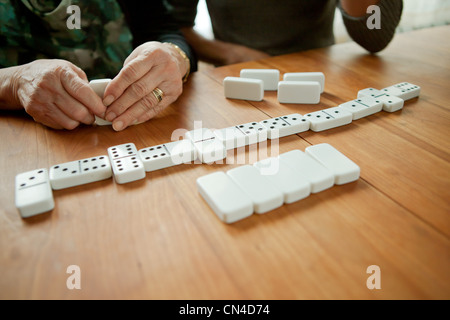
<box><xmin>14</xmin><ymin>80</ymin><xmax>420</xmax><ymax>220</ymax></box>
<box><xmin>197</xmin><ymin>143</ymin><xmax>360</xmax><ymax>223</ymax></box>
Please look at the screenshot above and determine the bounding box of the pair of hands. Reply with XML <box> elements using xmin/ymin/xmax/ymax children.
<box><xmin>14</xmin><ymin>42</ymin><xmax>186</xmax><ymax>131</ymax></box>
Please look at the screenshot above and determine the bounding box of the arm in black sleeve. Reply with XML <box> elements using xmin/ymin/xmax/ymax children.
<box><xmin>118</xmin><ymin>0</ymin><xmax>197</xmax><ymax>73</ymax></box>
<box><xmin>166</xmin><ymin>0</ymin><xmax>199</xmax><ymax>28</ymax></box>
<box><xmin>338</xmin><ymin>0</ymin><xmax>403</xmax><ymax>53</ymax></box>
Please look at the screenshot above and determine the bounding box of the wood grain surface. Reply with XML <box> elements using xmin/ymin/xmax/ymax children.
<box><xmin>0</xmin><ymin>26</ymin><xmax>449</xmax><ymax>300</ymax></box>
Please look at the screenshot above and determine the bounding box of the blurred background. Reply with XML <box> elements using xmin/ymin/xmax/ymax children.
<box><xmin>193</xmin><ymin>0</ymin><xmax>450</xmax><ymax>69</ymax></box>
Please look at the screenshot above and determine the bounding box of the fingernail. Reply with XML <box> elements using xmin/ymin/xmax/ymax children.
<box><xmin>113</xmin><ymin>121</ymin><xmax>124</xmax><ymax>131</ymax></box>
<box><xmin>103</xmin><ymin>95</ymin><xmax>114</xmax><ymax>107</ymax></box>
<box><xmin>106</xmin><ymin>112</ymin><xmax>116</xmax><ymax>122</ymax></box>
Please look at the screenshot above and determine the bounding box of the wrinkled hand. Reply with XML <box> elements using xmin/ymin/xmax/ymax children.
<box><xmin>103</xmin><ymin>41</ymin><xmax>187</xmax><ymax>131</ymax></box>
<box><xmin>14</xmin><ymin>59</ymin><xmax>105</xmax><ymax>130</ymax></box>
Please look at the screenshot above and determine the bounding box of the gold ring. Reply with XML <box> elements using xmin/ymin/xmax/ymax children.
<box><xmin>152</xmin><ymin>87</ymin><xmax>164</xmax><ymax>103</ymax></box>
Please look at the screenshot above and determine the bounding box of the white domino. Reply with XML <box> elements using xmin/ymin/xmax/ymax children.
<box><xmin>197</xmin><ymin>172</ymin><xmax>254</xmax><ymax>223</ymax></box>
<box><xmin>215</xmin><ymin>121</ymin><xmax>267</xmax><ymax>150</ymax></box>
<box><xmin>305</xmin><ymin>107</ymin><xmax>353</xmax><ymax>132</ymax></box>
<box><xmin>254</xmin><ymin>157</ymin><xmax>311</xmax><ymax>204</ymax></box>
<box><xmin>89</xmin><ymin>78</ymin><xmax>111</xmax><ymax>97</ymax></box>
<box><xmin>260</xmin><ymin>113</ymin><xmax>310</xmax><ymax>139</ymax></box>
<box><xmin>277</xmin><ymin>81</ymin><xmax>321</xmax><ymax>104</ymax></box>
<box><xmin>185</xmin><ymin>128</ymin><xmax>226</xmax><ymax>163</ymax></box>
<box><xmin>380</xmin><ymin>82</ymin><xmax>421</xmax><ymax>101</ymax></box>
<box><xmin>139</xmin><ymin>140</ymin><xmax>197</xmax><ymax>172</ymax></box>
<box><xmin>107</xmin><ymin>143</ymin><xmax>146</xmax><ymax>184</ymax></box>
<box><xmin>279</xmin><ymin>150</ymin><xmax>334</xmax><ymax>193</ymax></box>
<box><xmin>357</xmin><ymin>87</ymin><xmax>405</xmax><ymax>112</ymax></box>
<box><xmin>89</xmin><ymin>79</ymin><xmax>113</xmax><ymax>126</ymax></box>
<box><xmin>357</xmin><ymin>87</ymin><xmax>383</xmax><ymax>99</ymax></box>
<box><xmin>305</xmin><ymin>143</ymin><xmax>360</xmax><ymax>185</ymax></box>
<box><xmin>339</xmin><ymin>96</ymin><xmax>383</xmax><ymax>120</ymax></box>
<box><xmin>49</xmin><ymin>155</ymin><xmax>112</xmax><ymax>190</ymax></box>
<box><xmin>214</xmin><ymin>127</ymin><xmax>246</xmax><ymax>150</ymax></box>
<box><xmin>375</xmin><ymin>94</ymin><xmax>404</xmax><ymax>112</ymax></box>
<box><xmin>15</xmin><ymin>168</ymin><xmax>54</xmax><ymax>218</ymax></box>
<box><xmin>283</xmin><ymin>72</ymin><xmax>325</xmax><ymax>93</ymax></box>
<box><xmin>240</xmin><ymin>69</ymin><xmax>280</xmax><ymax>91</ymax></box>
<box><xmin>223</xmin><ymin>77</ymin><xmax>264</xmax><ymax>101</ymax></box>
<box><xmin>227</xmin><ymin>165</ymin><xmax>284</xmax><ymax>214</ymax></box>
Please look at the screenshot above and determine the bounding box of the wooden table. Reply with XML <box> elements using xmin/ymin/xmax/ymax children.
<box><xmin>1</xmin><ymin>26</ymin><xmax>449</xmax><ymax>300</ymax></box>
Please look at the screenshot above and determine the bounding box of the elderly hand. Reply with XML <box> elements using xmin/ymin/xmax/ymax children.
<box><xmin>12</xmin><ymin>59</ymin><xmax>106</xmax><ymax>130</ymax></box>
<box><xmin>103</xmin><ymin>41</ymin><xmax>188</xmax><ymax>131</ymax></box>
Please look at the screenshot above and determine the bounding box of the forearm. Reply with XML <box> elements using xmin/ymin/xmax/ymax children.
<box><xmin>340</xmin><ymin>0</ymin><xmax>380</xmax><ymax>17</ymax></box>
<box><xmin>181</xmin><ymin>27</ymin><xmax>270</xmax><ymax>66</ymax></box>
<box><xmin>339</xmin><ymin>0</ymin><xmax>403</xmax><ymax>53</ymax></box>
<box><xmin>181</xmin><ymin>27</ymin><xmax>228</xmax><ymax>66</ymax></box>
<box><xmin>0</xmin><ymin>65</ymin><xmax>22</xmax><ymax>110</ymax></box>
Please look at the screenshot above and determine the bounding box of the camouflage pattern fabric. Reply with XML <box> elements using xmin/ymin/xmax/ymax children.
<box><xmin>0</xmin><ymin>0</ymin><xmax>134</xmax><ymax>79</ymax></box>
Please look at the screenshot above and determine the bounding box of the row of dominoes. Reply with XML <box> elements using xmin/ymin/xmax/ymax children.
<box><xmin>197</xmin><ymin>143</ymin><xmax>360</xmax><ymax>223</ymax></box>
<box><xmin>224</xmin><ymin>69</ymin><xmax>325</xmax><ymax>104</ymax></box>
<box><xmin>15</xmin><ymin>81</ymin><xmax>420</xmax><ymax>218</ymax></box>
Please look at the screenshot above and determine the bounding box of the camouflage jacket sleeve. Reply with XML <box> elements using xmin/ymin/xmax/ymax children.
<box><xmin>0</xmin><ymin>0</ymin><xmax>197</xmax><ymax>78</ymax></box>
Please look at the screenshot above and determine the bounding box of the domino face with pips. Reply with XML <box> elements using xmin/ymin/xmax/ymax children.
<box><xmin>215</xmin><ymin>122</ymin><xmax>267</xmax><ymax>150</ymax></box>
<box><xmin>185</xmin><ymin>128</ymin><xmax>227</xmax><ymax>164</ymax></box>
<box><xmin>197</xmin><ymin>171</ymin><xmax>254</xmax><ymax>223</ymax></box>
<box><xmin>305</xmin><ymin>107</ymin><xmax>353</xmax><ymax>132</ymax></box>
<box><xmin>49</xmin><ymin>155</ymin><xmax>112</xmax><ymax>190</ymax></box>
<box><xmin>380</xmin><ymin>82</ymin><xmax>421</xmax><ymax>101</ymax></box>
<box><xmin>260</xmin><ymin>113</ymin><xmax>310</xmax><ymax>139</ymax></box>
<box><xmin>139</xmin><ymin>140</ymin><xmax>197</xmax><ymax>172</ymax></box>
<box><xmin>305</xmin><ymin>143</ymin><xmax>360</xmax><ymax>185</ymax></box>
<box><xmin>357</xmin><ymin>87</ymin><xmax>405</xmax><ymax>113</ymax></box>
<box><xmin>15</xmin><ymin>168</ymin><xmax>55</xmax><ymax>218</ymax></box>
<box><xmin>339</xmin><ymin>96</ymin><xmax>383</xmax><ymax>120</ymax></box>
<box><xmin>107</xmin><ymin>143</ymin><xmax>146</xmax><ymax>184</ymax></box>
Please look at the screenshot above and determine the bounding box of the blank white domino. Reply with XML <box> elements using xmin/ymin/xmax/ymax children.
<box><xmin>279</xmin><ymin>150</ymin><xmax>334</xmax><ymax>193</ymax></box>
<box><xmin>197</xmin><ymin>172</ymin><xmax>254</xmax><ymax>223</ymax></box>
<box><xmin>107</xmin><ymin>143</ymin><xmax>146</xmax><ymax>184</ymax></box>
<box><xmin>89</xmin><ymin>79</ymin><xmax>113</xmax><ymax>126</ymax></box>
<box><xmin>305</xmin><ymin>107</ymin><xmax>352</xmax><ymax>132</ymax></box>
<box><xmin>240</xmin><ymin>69</ymin><xmax>280</xmax><ymax>91</ymax></box>
<box><xmin>254</xmin><ymin>157</ymin><xmax>311</xmax><ymax>204</ymax></box>
<box><xmin>15</xmin><ymin>168</ymin><xmax>55</xmax><ymax>218</ymax></box>
<box><xmin>227</xmin><ymin>165</ymin><xmax>284</xmax><ymax>214</ymax></box>
<box><xmin>380</xmin><ymin>82</ymin><xmax>421</xmax><ymax>101</ymax></box>
<box><xmin>49</xmin><ymin>155</ymin><xmax>112</xmax><ymax>190</ymax></box>
<box><xmin>357</xmin><ymin>87</ymin><xmax>405</xmax><ymax>112</ymax></box>
<box><xmin>260</xmin><ymin>113</ymin><xmax>310</xmax><ymax>139</ymax></box>
<box><xmin>223</xmin><ymin>77</ymin><xmax>264</xmax><ymax>101</ymax></box>
<box><xmin>185</xmin><ymin>128</ymin><xmax>226</xmax><ymax>163</ymax></box>
<box><xmin>305</xmin><ymin>143</ymin><xmax>360</xmax><ymax>185</ymax></box>
<box><xmin>283</xmin><ymin>72</ymin><xmax>325</xmax><ymax>93</ymax></box>
<box><xmin>139</xmin><ymin>140</ymin><xmax>197</xmax><ymax>172</ymax></box>
<box><xmin>339</xmin><ymin>96</ymin><xmax>383</xmax><ymax>120</ymax></box>
<box><xmin>277</xmin><ymin>81</ymin><xmax>320</xmax><ymax>104</ymax></box>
